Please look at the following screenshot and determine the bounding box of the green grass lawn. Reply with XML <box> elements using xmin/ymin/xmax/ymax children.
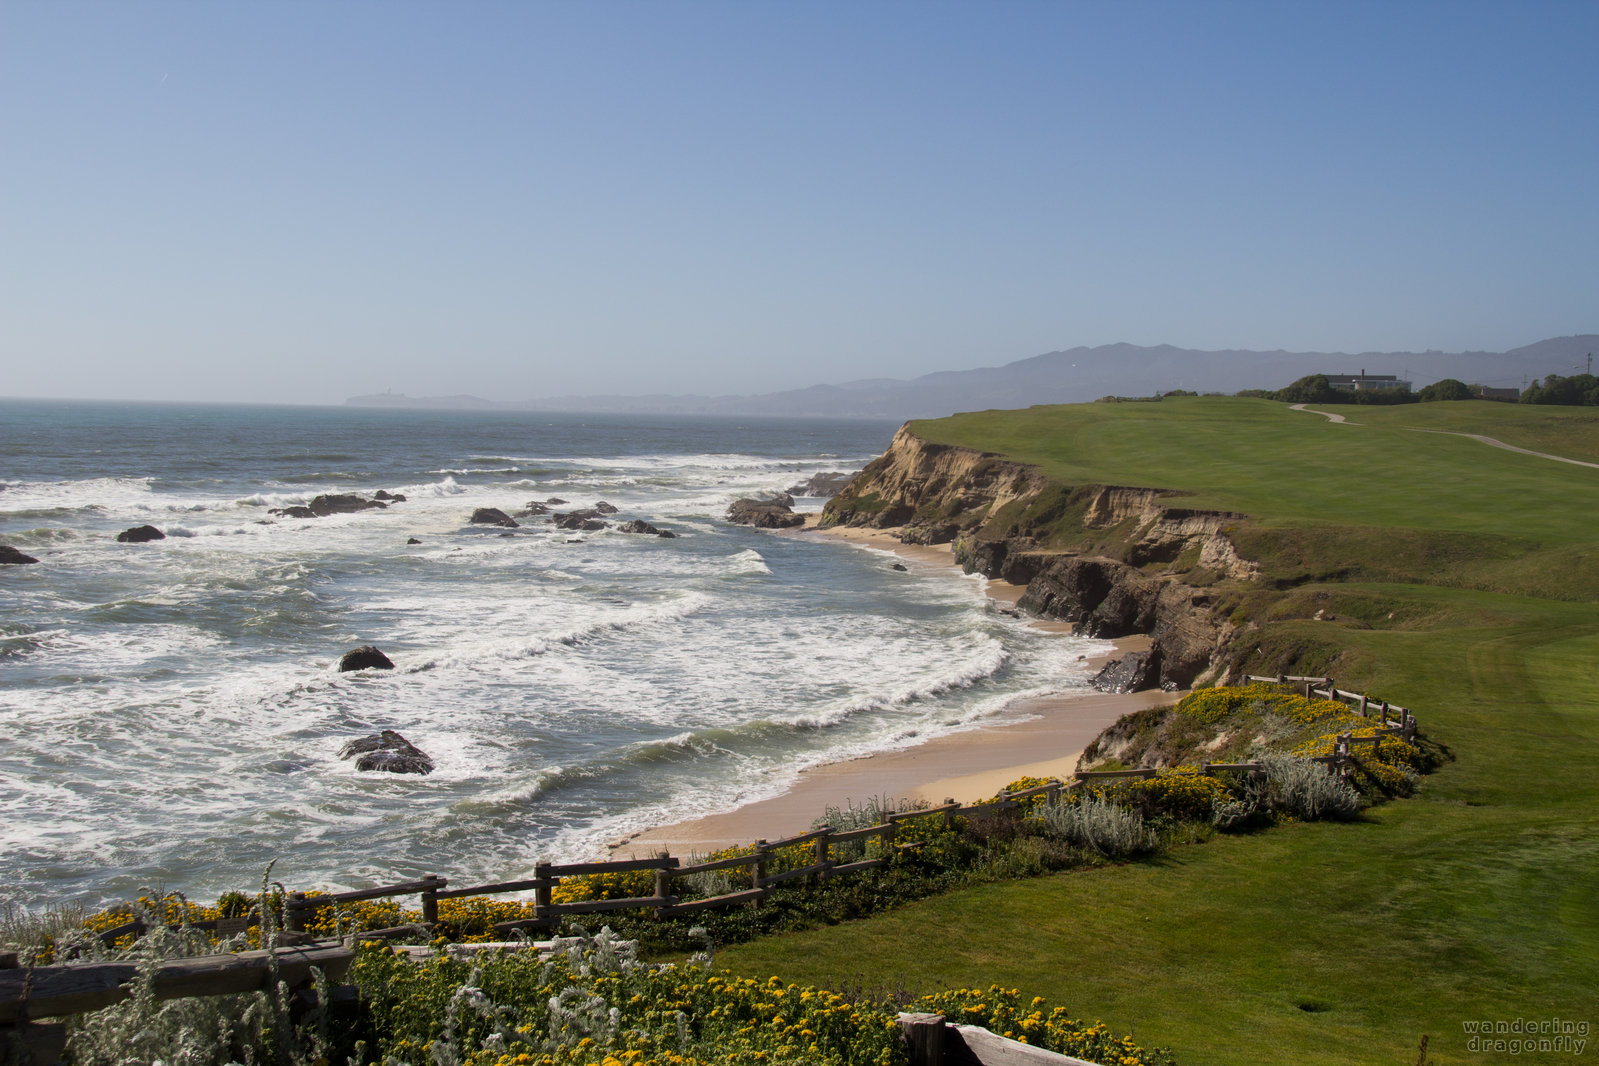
<box><xmin>717</xmin><ymin>399</ymin><xmax>1599</xmax><ymax>1066</ymax></box>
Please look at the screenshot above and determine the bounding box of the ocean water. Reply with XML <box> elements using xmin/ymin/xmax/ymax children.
<box><xmin>0</xmin><ymin>400</ymin><xmax>1108</xmax><ymax>908</ymax></box>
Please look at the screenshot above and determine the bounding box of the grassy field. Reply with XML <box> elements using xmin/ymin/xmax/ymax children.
<box><xmin>717</xmin><ymin>398</ymin><xmax>1599</xmax><ymax>1066</ymax></box>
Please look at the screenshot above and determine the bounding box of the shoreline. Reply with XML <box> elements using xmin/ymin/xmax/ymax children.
<box><xmin>611</xmin><ymin>518</ymin><xmax>1174</xmax><ymax>858</ymax></box>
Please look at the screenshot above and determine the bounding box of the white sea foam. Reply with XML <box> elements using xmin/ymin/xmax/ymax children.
<box><xmin>0</xmin><ymin>477</ymin><xmax>155</xmax><ymax>514</ymax></box>
<box><xmin>2</xmin><ymin>408</ymin><xmax>1114</xmax><ymax>905</ymax></box>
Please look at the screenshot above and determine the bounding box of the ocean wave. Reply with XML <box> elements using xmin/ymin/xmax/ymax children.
<box><xmin>400</xmin><ymin>592</ymin><xmax>714</xmax><ymax>673</ymax></box>
<box><xmin>394</xmin><ymin>475</ymin><xmax>467</xmax><ymax>498</ymax></box>
<box><xmin>724</xmin><ymin>549</ymin><xmax>771</xmax><ymax>576</ymax></box>
<box><xmin>432</xmin><ymin>466</ymin><xmax>535</xmax><ymax>477</ymax></box>
<box><xmin>0</xmin><ymin>477</ymin><xmax>154</xmax><ymax>514</ymax></box>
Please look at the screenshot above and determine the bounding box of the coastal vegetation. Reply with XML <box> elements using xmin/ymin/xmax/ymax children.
<box><xmin>733</xmin><ymin>396</ymin><xmax>1599</xmax><ymax>1064</ymax></box>
<box><xmin>8</xmin><ymin>397</ymin><xmax>1595</xmax><ymax>1064</ymax></box>
<box><xmin>5</xmin><ymin>671</ymin><xmax>1426</xmax><ymax>1066</ymax></box>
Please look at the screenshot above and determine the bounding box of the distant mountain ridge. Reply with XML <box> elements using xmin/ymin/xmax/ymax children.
<box><xmin>347</xmin><ymin>335</ymin><xmax>1598</xmax><ymax>421</ymax></box>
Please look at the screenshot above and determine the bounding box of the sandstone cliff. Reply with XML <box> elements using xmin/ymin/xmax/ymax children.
<box><xmin>822</xmin><ymin>425</ymin><xmax>1254</xmax><ymax>690</ymax></box>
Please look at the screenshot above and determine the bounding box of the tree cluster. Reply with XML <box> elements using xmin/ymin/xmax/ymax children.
<box><xmin>1520</xmin><ymin>372</ymin><xmax>1599</xmax><ymax>406</ymax></box>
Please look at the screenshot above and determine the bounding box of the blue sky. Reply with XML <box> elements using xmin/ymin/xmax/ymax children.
<box><xmin>3</xmin><ymin>1</ymin><xmax>1595</xmax><ymax>405</ymax></box>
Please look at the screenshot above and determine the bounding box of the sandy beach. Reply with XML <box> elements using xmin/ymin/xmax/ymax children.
<box><xmin>612</xmin><ymin>519</ymin><xmax>1175</xmax><ymax>857</ymax></box>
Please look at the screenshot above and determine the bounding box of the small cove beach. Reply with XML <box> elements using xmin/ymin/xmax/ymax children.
<box><xmin>613</xmin><ymin>519</ymin><xmax>1176</xmax><ymax>856</ymax></box>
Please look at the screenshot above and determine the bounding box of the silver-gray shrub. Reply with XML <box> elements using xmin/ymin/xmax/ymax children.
<box><xmin>812</xmin><ymin>794</ymin><xmax>927</xmax><ymax>863</ymax></box>
<box><xmin>1213</xmin><ymin>754</ymin><xmax>1361</xmax><ymax>826</ymax></box>
<box><xmin>1038</xmin><ymin>797</ymin><xmax>1153</xmax><ymax>859</ymax></box>
<box><xmin>1263</xmin><ymin>754</ymin><xmax>1361</xmax><ymax>820</ymax></box>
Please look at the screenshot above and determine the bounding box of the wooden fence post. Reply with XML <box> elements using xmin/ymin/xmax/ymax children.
<box><xmin>752</xmin><ymin>840</ymin><xmax>768</xmax><ymax>910</ymax></box>
<box><xmin>534</xmin><ymin>861</ymin><xmax>553</xmax><ymax>919</ymax></box>
<box><xmin>943</xmin><ymin>797</ymin><xmax>958</xmax><ymax>827</ymax></box>
<box><xmin>899</xmin><ymin>1013</ymin><xmax>945</xmax><ymax>1066</ymax></box>
<box><xmin>653</xmin><ymin>852</ymin><xmax>673</xmax><ymax>916</ymax></box>
<box><xmin>812</xmin><ymin>832</ymin><xmax>829</xmax><ymax>885</ymax></box>
<box><xmin>286</xmin><ymin>892</ymin><xmax>307</xmax><ymax>934</ymax></box>
<box><xmin>420</xmin><ymin>874</ymin><xmax>442</xmax><ymax>926</ymax></box>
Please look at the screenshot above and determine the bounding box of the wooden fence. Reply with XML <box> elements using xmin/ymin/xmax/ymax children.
<box><xmin>2</xmin><ymin>680</ymin><xmax>1420</xmax><ymax>1065</ymax></box>
<box><xmin>235</xmin><ymin>680</ymin><xmax>1416</xmax><ymax>937</ymax></box>
<box><xmin>0</xmin><ymin>944</ymin><xmax>355</xmax><ymax>1062</ymax></box>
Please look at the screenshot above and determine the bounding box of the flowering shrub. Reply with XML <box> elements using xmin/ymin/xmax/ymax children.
<box><xmin>350</xmin><ymin>938</ymin><xmax>1177</xmax><ymax>1066</ymax></box>
<box><xmin>1174</xmin><ymin>683</ymin><xmax>1279</xmax><ymax>723</ymax></box>
<box><xmin>1176</xmin><ymin>683</ymin><xmax>1355</xmax><ymax>729</ymax></box>
<box><xmin>1097</xmin><ymin>770</ymin><xmax>1231</xmax><ymax>822</ymax></box>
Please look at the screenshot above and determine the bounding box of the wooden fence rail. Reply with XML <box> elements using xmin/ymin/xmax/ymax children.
<box><xmin>900</xmin><ymin>1012</ymin><xmax>1105</xmax><ymax>1066</ymax></box>
<box><xmin>0</xmin><ymin>944</ymin><xmax>356</xmax><ymax>1065</ymax></box>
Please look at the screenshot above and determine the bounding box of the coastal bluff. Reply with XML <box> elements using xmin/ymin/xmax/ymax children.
<box><xmin>820</xmin><ymin>425</ymin><xmax>1247</xmax><ymax>690</ymax></box>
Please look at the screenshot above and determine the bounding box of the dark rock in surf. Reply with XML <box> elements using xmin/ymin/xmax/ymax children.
<box><xmin>1091</xmin><ymin>650</ymin><xmax>1161</xmax><ymax>694</ymax></box>
<box><xmin>519</xmin><ymin>502</ymin><xmax>551</xmax><ymax>516</ymax></box>
<box><xmin>469</xmin><ymin>507</ymin><xmax>519</xmax><ymax>528</ymax></box>
<box><xmin>407</xmin><ymin>537</ymin><xmax>422</xmax><ymax>545</ymax></box>
<box><xmin>338</xmin><ymin>645</ymin><xmax>395</xmax><ymax>672</ymax></box>
<box><xmin>594</xmin><ymin>501</ymin><xmax>620</xmax><ymax>515</ymax></box>
<box><xmin>116</xmin><ymin>525</ymin><xmax>166</xmax><ymax>543</ymax></box>
<box><xmin>339</xmin><ymin>729</ymin><xmax>433</xmax><ymax>774</ymax></box>
<box><xmin>269</xmin><ymin>494</ymin><xmax>386</xmax><ymax>519</ymax></box>
<box><xmin>546</xmin><ymin>497</ymin><xmax>568</xmax><ymax>505</ymax></box>
<box><xmin>1</xmin><ymin>546</ymin><xmax>40</xmax><ymax>565</ymax></box>
<box><xmin>617</xmin><ymin>519</ymin><xmax>676</xmax><ymax>538</ymax></box>
<box><xmin>726</xmin><ymin>498</ymin><xmax>803</xmax><ymax>529</ymax></box>
<box><xmin>374</xmin><ymin>490</ymin><xmax>407</xmax><ymax>502</ymax></box>
<box><xmin>553</xmin><ymin>512</ymin><xmax>607</xmax><ymax>531</ymax></box>
<box><xmin>890</xmin><ymin>562</ymin><xmax>908</xmax><ymax>571</ymax></box>
<box><xmin>309</xmin><ymin>494</ymin><xmax>386</xmax><ymax>516</ymax></box>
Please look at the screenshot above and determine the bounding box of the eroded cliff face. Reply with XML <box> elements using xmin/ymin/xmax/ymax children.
<box><xmin>823</xmin><ymin>426</ymin><xmax>1251</xmax><ymax>690</ymax></box>
<box><xmin>820</xmin><ymin>425</ymin><xmax>1051</xmax><ymax>543</ymax></box>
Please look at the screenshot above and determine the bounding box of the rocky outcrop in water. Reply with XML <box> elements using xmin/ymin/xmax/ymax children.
<box><xmin>553</xmin><ymin>510</ymin><xmax>608</xmax><ymax>531</ymax></box>
<box><xmin>339</xmin><ymin>645</ymin><xmax>395</xmax><ymax>672</ymax></box>
<box><xmin>595</xmin><ymin>501</ymin><xmax>620</xmax><ymax>515</ymax></box>
<box><xmin>470</xmin><ymin>507</ymin><xmax>518</xmax><ymax>528</ymax></box>
<box><xmin>374</xmin><ymin>490</ymin><xmax>407</xmax><ymax>502</ymax></box>
<box><xmin>116</xmin><ymin>525</ymin><xmax>166</xmax><ymax>543</ymax></box>
<box><xmin>339</xmin><ymin>729</ymin><xmax>433</xmax><ymax>774</ymax></box>
<box><xmin>1</xmin><ymin>546</ymin><xmax>40</xmax><ymax>564</ymax></box>
<box><xmin>727</xmin><ymin>497</ymin><xmax>804</xmax><ymax>529</ymax></box>
<box><xmin>618</xmin><ymin>519</ymin><xmax>677</xmax><ymax>538</ymax></box>
<box><xmin>270</xmin><ymin>494</ymin><xmax>388</xmax><ymax>519</ymax></box>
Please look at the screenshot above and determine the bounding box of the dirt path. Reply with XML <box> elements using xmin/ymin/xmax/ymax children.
<box><xmin>1289</xmin><ymin>402</ymin><xmax>1599</xmax><ymax>469</ymax></box>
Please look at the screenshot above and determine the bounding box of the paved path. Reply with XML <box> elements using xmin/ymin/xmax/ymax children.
<box><xmin>1415</xmin><ymin>429</ymin><xmax>1599</xmax><ymax>470</ymax></box>
<box><xmin>1289</xmin><ymin>402</ymin><xmax>1599</xmax><ymax>469</ymax></box>
<box><xmin>1289</xmin><ymin>403</ymin><xmax>1352</xmax><ymax>423</ymax></box>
